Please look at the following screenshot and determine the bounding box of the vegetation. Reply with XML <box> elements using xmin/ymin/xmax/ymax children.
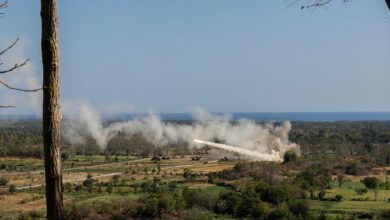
<box><xmin>0</xmin><ymin>120</ymin><xmax>389</xmax><ymax>219</ymax></box>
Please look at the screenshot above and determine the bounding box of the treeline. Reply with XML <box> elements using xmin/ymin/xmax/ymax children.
<box><xmin>0</xmin><ymin>120</ymin><xmax>42</xmax><ymax>158</ymax></box>
<box><xmin>290</xmin><ymin>121</ymin><xmax>390</xmax><ymax>166</ymax></box>
<box><xmin>0</xmin><ymin>119</ymin><xmax>389</xmax><ymax>160</ymax></box>
<box><xmin>290</xmin><ymin>121</ymin><xmax>390</xmax><ymax>153</ymax></box>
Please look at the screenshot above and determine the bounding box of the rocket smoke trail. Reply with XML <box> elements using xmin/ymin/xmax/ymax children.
<box><xmin>62</xmin><ymin>103</ymin><xmax>300</xmax><ymax>162</ymax></box>
<box><xmin>193</xmin><ymin>139</ymin><xmax>282</xmax><ymax>161</ymax></box>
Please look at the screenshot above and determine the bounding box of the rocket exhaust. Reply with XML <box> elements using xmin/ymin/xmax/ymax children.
<box><xmin>193</xmin><ymin>139</ymin><xmax>282</xmax><ymax>162</ymax></box>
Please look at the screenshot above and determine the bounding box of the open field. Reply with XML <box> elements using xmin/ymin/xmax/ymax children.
<box><xmin>311</xmin><ymin>200</ymin><xmax>390</xmax><ymax>213</ymax></box>
<box><xmin>0</xmin><ymin>155</ymin><xmax>235</xmax><ymax>219</ymax></box>
<box><xmin>3</xmin><ymin>154</ymin><xmax>390</xmax><ymax>219</ymax></box>
<box><xmin>3</xmin><ymin>153</ymin><xmax>390</xmax><ymax>219</ymax></box>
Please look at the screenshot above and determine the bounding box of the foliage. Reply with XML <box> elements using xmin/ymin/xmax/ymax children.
<box><xmin>295</xmin><ymin>164</ymin><xmax>332</xmax><ymax>190</ymax></box>
<box><xmin>362</xmin><ymin>177</ymin><xmax>379</xmax><ymax>189</ymax></box>
<box><xmin>8</xmin><ymin>184</ymin><xmax>16</xmax><ymax>194</ymax></box>
<box><xmin>82</xmin><ymin>174</ymin><xmax>94</xmax><ymax>193</ymax></box>
<box><xmin>283</xmin><ymin>151</ymin><xmax>298</xmax><ymax>163</ymax></box>
<box><xmin>0</xmin><ymin>176</ymin><xmax>8</xmax><ymax>186</ymax></box>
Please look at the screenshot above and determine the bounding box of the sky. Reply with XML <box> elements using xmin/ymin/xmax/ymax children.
<box><xmin>0</xmin><ymin>0</ymin><xmax>389</xmax><ymax>114</ymax></box>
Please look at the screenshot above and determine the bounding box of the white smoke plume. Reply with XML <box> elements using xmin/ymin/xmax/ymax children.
<box><xmin>193</xmin><ymin>139</ymin><xmax>282</xmax><ymax>161</ymax></box>
<box><xmin>62</xmin><ymin>103</ymin><xmax>300</xmax><ymax>161</ymax></box>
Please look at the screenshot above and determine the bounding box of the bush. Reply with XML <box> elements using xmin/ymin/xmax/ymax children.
<box><xmin>267</xmin><ymin>206</ymin><xmax>293</xmax><ymax>220</ymax></box>
<box><xmin>136</xmin><ymin>196</ymin><xmax>159</xmax><ymax>218</ymax></box>
<box><xmin>216</xmin><ymin>191</ymin><xmax>242</xmax><ymax>216</ymax></box>
<box><xmin>9</xmin><ymin>184</ymin><xmax>16</xmax><ymax>195</ymax></box>
<box><xmin>283</xmin><ymin>151</ymin><xmax>298</xmax><ymax>163</ymax></box>
<box><xmin>334</xmin><ymin>194</ymin><xmax>343</xmax><ymax>201</ymax></box>
<box><xmin>0</xmin><ymin>177</ymin><xmax>9</xmax><ymax>186</ymax></box>
<box><xmin>378</xmin><ymin>210</ymin><xmax>390</xmax><ymax>219</ymax></box>
<box><xmin>17</xmin><ymin>213</ymin><xmax>32</xmax><ymax>220</ymax></box>
<box><xmin>318</xmin><ymin>190</ymin><xmax>326</xmax><ymax>201</ymax></box>
<box><xmin>362</xmin><ymin>177</ymin><xmax>379</xmax><ymax>189</ymax></box>
<box><xmin>183</xmin><ymin>207</ymin><xmax>214</xmax><ymax>220</ymax></box>
<box><xmin>182</xmin><ymin>188</ymin><xmax>215</xmax><ymax>209</ymax></box>
<box><xmin>288</xmin><ymin>199</ymin><xmax>309</xmax><ymax>216</ymax></box>
<box><xmin>256</xmin><ymin>184</ymin><xmax>288</xmax><ymax>205</ymax></box>
<box><xmin>61</xmin><ymin>152</ymin><xmax>70</xmax><ymax>161</ymax></box>
<box><xmin>13</xmin><ymin>211</ymin><xmax>41</xmax><ymax>220</ymax></box>
<box><xmin>64</xmin><ymin>202</ymin><xmax>91</xmax><ymax>220</ymax></box>
<box><xmin>156</xmin><ymin>193</ymin><xmax>175</xmax><ymax>212</ymax></box>
<box><xmin>345</xmin><ymin>162</ymin><xmax>359</xmax><ymax>176</ymax></box>
<box><xmin>355</xmin><ymin>188</ymin><xmax>368</xmax><ymax>195</ymax></box>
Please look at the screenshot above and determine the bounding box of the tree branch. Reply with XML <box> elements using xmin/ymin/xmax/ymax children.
<box><xmin>0</xmin><ymin>0</ymin><xmax>41</xmax><ymax>110</ymax></box>
<box><xmin>0</xmin><ymin>59</ymin><xmax>29</xmax><ymax>74</ymax></box>
<box><xmin>0</xmin><ymin>38</ymin><xmax>18</xmax><ymax>56</ymax></box>
<box><xmin>0</xmin><ymin>105</ymin><xmax>14</xmax><ymax>108</ymax></box>
<box><xmin>0</xmin><ymin>0</ymin><xmax>7</xmax><ymax>9</ymax></box>
<box><xmin>301</xmin><ymin>0</ymin><xmax>333</xmax><ymax>9</ymax></box>
<box><xmin>299</xmin><ymin>0</ymin><xmax>389</xmax><ymax>10</ymax></box>
<box><xmin>0</xmin><ymin>79</ymin><xmax>43</xmax><ymax>92</ymax></box>
<box><xmin>0</xmin><ymin>0</ymin><xmax>7</xmax><ymax>18</ymax></box>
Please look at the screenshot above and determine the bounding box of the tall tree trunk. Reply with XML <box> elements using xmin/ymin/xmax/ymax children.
<box><xmin>41</xmin><ymin>0</ymin><xmax>63</xmax><ymax>219</ymax></box>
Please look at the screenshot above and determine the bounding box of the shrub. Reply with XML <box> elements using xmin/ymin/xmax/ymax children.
<box><xmin>27</xmin><ymin>210</ymin><xmax>44</xmax><ymax>218</ymax></box>
<box><xmin>61</xmin><ymin>152</ymin><xmax>70</xmax><ymax>161</ymax></box>
<box><xmin>74</xmin><ymin>184</ymin><xmax>82</xmax><ymax>192</ymax></box>
<box><xmin>334</xmin><ymin>194</ymin><xmax>343</xmax><ymax>201</ymax></box>
<box><xmin>288</xmin><ymin>199</ymin><xmax>309</xmax><ymax>216</ymax></box>
<box><xmin>17</xmin><ymin>213</ymin><xmax>32</xmax><ymax>220</ymax></box>
<box><xmin>345</xmin><ymin>162</ymin><xmax>359</xmax><ymax>176</ymax></box>
<box><xmin>362</xmin><ymin>177</ymin><xmax>379</xmax><ymax>189</ymax></box>
<box><xmin>378</xmin><ymin>210</ymin><xmax>390</xmax><ymax>219</ymax></box>
<box><xmin>107</xmin><ymin>183</ymin><xmax>113</xmax><ymax>193</ymax></box>
<box><xmin>355</xmin><ymin>188</ymin><xmax>368</xmax><ymax>195</ymax></box>
<box><xmin>283</xmin><ymin>151</ymin><xmax>298</xmax><ymax>163</ymax></box>
<box><xmin>64</xmin><ymin>202</ymin><xmax>91</xmax><ymax>220</ymax></box>
<box><xmin>182</xmin><ymin>188</ymin><xmax>215</xmax><ymax>209</ymax></box>
<box><xmin>183</xmin><ymin>207</ymin><xmax>214</xmax><ymax>220</ymax></box>
<box><xmin>9</xmin><ymin>184</ymin><xmax>16</xmax><ymax>195</ymax></box>
<box><xmin>136</xmin><ymin>196</ymin><xmax>159</xmax><ymax>218</ymax></box>
<box><xmin>267</xmin><ymin>206</ymin><xmax>293</xmax><ymax>220</ymax></box>
<box><xmin>0</xmin><ymin>177</ymin><xmax>9</xmax><ymax>186</ymax></box>
<box><xmin>112</xmin><ymin>175</ymin><xmax>120</xmax><ymax>185</ymax></box>
<box><xmin>216</xmin><ymin>191</ymin><xmax>242</xmax><ymax>216</ymax></box>
<box><xmin>20</xmin><ymin>197</ymin><xmax>30</xmax><ymax>204</ymax></box>
<box><xmin>318</xmin><ymin>190</ymin><xmax>326</xmax><ymax>201</ymax></box>
<box><xmin>156</xmin><ymin>193</ymin><xmax>175</xmax><ymax>212</ymax></box>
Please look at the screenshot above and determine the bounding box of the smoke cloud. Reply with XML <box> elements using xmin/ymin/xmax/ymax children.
<box><xmin>62</xmin><ymin>103</ymin><xmax>300</xmax><ymax>161</ymax></box>
<box><xmin>193</xmin><ymin>139</ymin><xmax>282</xmax><ymax>161</ymax></box>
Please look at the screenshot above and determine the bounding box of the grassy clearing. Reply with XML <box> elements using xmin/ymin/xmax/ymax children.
<box><xmin>311</xmin><ymin>200</ymin><xmax>390</xmax><ymax>213</ymax></box>
<box><xmin>324</xmin><ymin>188</ymin><xmax>390</xmax><ymax>201</ymax></box>
<box><xmin>174</xmin><ymin>183</ymin><xmax>227</xmax><ymax>195</ymax></box>
<box><xmin>78</xmin><ymin>193</ymin><xmax>143</xmax><ymax>205</ymax></box>
<box><xmin>0</xmin><ymin>192</ymin><xmax>74</xmax><ymax>219</ymax></box>
<box><xmin>329</xmin><ymin>180</ymin><xmax>366</xmax><ymax>189</ymax></box>
<box><xmin>0</xmin><ymin>156</ymin><xmax>236</xmax><ymax>218</ymax></box>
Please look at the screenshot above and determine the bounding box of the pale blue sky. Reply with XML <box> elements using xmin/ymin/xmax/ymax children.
<box><xmin>1</xmin><ymin>0</ymin><xmax>389</xmax><ymax>114</ymax></box>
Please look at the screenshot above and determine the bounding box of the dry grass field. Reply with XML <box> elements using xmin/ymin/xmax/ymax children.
<box><xmin>0</xmin><ymin>155</ymin><xmax>236</xmax><ymax>218</ymax></box>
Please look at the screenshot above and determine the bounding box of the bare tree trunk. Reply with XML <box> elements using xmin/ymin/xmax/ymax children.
<box><xmin>41</xmin><ymin>0</ymin><xmax>63</xmax><ymax>219</ymax></box>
